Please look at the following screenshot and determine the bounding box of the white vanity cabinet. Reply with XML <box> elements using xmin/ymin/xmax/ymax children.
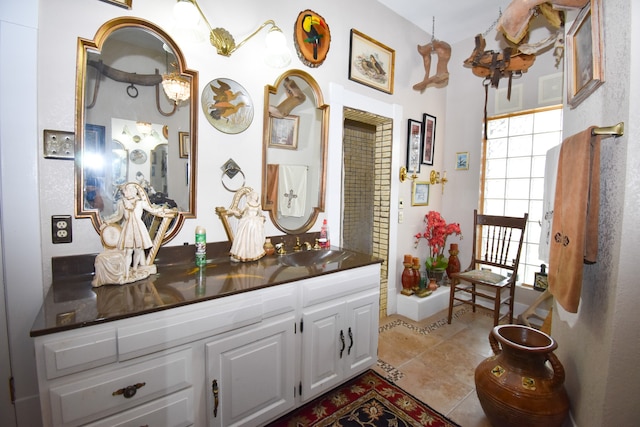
<box><xmin>299</xmin><ymin>265</ymin><xmax>380</xmax><ymax>402</ymax></box>
<box><xmin>205</xmin><ymin>313</ymin><xmax>296</xmax><ymax>427</ymax></box>
<box><xmin>33</xmin><ymin>263</ymin><xmax>380</xmax><ymax>426</ymax></box>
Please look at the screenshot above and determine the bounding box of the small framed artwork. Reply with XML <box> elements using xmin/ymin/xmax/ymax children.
<box><xmin>348</xmin><ymin>29</ymin><xmax>395</xmax><ymax>94</ymax></box>
<box><xmin>538</xmin><ymin>73</ymin><xmax>563</xmax><ymax>105</ymax></box>
<box><xmin>406</xmin><ymin>119</ymin><xmax>422</xmax><ymax>174</ymax></box>
<box><xmin>98</xmin><ymin>0</ymin><xmax>132</xmax><ymax>8</ymax></box>
<box><xmin>495</xmin><ymin>84</ymin><xmax>523</xmax><ymax>114</ymax></box>
<box><xmin>179</xmin><ymin>131</ymin><xmax>190</xmax><ymax>158</ymax></box>
<box><xmin>456</xmin><ymin>152</ymin><xmax>469</xmax><ymax>170</ymax></box>
<box><xmin>421</xmin><ymin>113</ymin><xmax>436</xmax><ymax>166</ymax></box>
<box><xmin>534</xmin><ymin>271</ymin><xmax>549</xmax><ymax>291</ymax></box>
<box><xmin>412</xmin><ymin>181</ymin><xmax>430</xmax><ymax>206</ymax></box>
<box><xmin>566</xmin><ymin>0</ymin><xmax>604</xmax><ymax>108</ymax></box>
<box><xmin>268</xmin><ymin>115</ymin><xmax>300</xmax><ymax>149</ymax></box>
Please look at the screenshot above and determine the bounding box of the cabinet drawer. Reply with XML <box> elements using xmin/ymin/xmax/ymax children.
<box><xmin>41</xmin><ymin>326</ymin><xmax>117</xmax><ymax>380</ymax></box>
<box><xmin>301</xmin><ymin>264</ymin><xmax>380</xmax><ymax>307</ymax></box>
<box><xmin>49</xmin><ymin>348</ymin><xmax>192</xmax><ymax>426</ymax></box>
<box><xmin>83</xmin><ymin>388</ymin><xmax>193</xmax><ymax>427</ymax></box>
<box><xmin>117</xmin><ymin>296</ymin><xmax>262</xmax><ymax>360</ymax></box>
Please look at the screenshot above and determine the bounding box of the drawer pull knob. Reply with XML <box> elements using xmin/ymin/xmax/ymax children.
<box><xmin>339</xmin><ymin>330</ymin><xmax>345</xmax><ymax>358</ymax></box>
<box><xmin>212</xmin><ymin>379</ymin><xmax>219</xmax><ymax>417</ymax></box>
<box><xmin>112</xmin><ymin>382</ymin><xmax>146</xmax><ymax>399</ymax></box>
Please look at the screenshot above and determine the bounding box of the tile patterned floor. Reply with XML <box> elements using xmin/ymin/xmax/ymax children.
<box><xmin>374</xmin><ymin>306</ymin><xmax>494</xmax><ymax>427</ymax></box>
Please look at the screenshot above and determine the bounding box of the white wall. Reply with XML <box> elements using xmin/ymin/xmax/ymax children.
<box><xmin>554</xmin><ymin>0</ymin><xmax>640</xmax><ymax>425</ymax></box>
<box><xmin>0</xmin><ymin>0</ymin><xmax>45</xmax><ymax>424</ymax></box>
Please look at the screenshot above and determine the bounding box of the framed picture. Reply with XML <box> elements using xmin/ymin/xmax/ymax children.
<box><xmin>456</xmin><ymin>152</ymin><xmax>469</xmax><ymax>170</ymax></box>
<box><xmin>534</xmin><ymin>271</ymin><xmax>549</xmax><ymax>291</ymax></box>
<box><xmin>268</xmin><ymin>115</ymin><xmax>300</xmax><ymax>149</ymax></box>
<box><xmin>98</xmin><ymin>0</ymin><xmax>132</xmax><ymax>8</ymax></box>
<box><xmin>421</xmin><ymin>113</ymin><xmax>436</xmax><ymax>166</ymax></box>
<box><xmin>406</xmin><ymin>119</ymin><xmax>422</xmax><ymax>174</ymax></box>
<box><xmin>179</xmin><ymin>131</ymin><xmax>190</xmax><ymax>158</ymax></box>
<box><xmin>566</xmin><ymin>0</ymin><xmax>604</xmax><ymax>108</ymax></box>
<box><xmin>412</xmin><ymin>181</ymin><xmax>430</xmax><ymax>206</ymax></box>
<box><xmin>348</xmin><ymin>29</ymin><xmax>395</xmax><ymax>94</ymax></box>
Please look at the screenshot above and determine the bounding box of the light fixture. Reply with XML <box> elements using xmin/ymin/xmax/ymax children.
<box><xmin>162</xmin><ymin>72</ymin><xmax>191</xmax><ymax>104</ymax></box>
<box><xmin>173</xmin><ymin>0</ymin><xmax>292</xmax><ymax>67</ymax></box>
<box><xmin>399</xmin><ymin>166</ymin><xmax>417</xmax><ymax>183</ymax></box>
<box><xmin>430</xmin><ymin>170</ymin><xmax>448</xmax><ymax>194</ymax></box>
<box><xmin>136</xmin><ymin>121</ymin><xmax>152</xmax><ymax>135</ymax></box>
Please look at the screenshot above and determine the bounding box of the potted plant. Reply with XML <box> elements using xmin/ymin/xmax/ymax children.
<box><xmin>414</xmin><ymin>211</ymin><xmax>462</xmax><ymax>285</ymax></box>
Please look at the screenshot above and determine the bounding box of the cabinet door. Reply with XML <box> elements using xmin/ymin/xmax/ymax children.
<box><xmin>206</xmin><ymin>314</ymin><xmax>295</xmax><ymax>427</ymax></box>
<box><xmin>344</xmin><ymin>291</ymin><xmax>379</xmax><ymax>378</ymax></box>
<box><xmin>300</xmin><ymin>300</ymin><xmax>344</xmax><ymax>402</ymax></box>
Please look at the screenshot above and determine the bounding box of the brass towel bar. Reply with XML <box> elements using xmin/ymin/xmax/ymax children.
<box><xmin>592</xmin><ymin>122</ymin><xmax>624</xmax><ymax>137</ymax></box>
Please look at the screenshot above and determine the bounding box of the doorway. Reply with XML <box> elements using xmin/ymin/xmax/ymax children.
<box><xmin>342</xmin><ymin>107</ymin><xmax>393</xmax><ymax>317</ymax></box>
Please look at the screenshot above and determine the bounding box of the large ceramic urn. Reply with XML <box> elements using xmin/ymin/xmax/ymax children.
<box><xmin>475</xmin><ymin>324</ymin><xmax>569</xmax><ymax>427</ymax></box>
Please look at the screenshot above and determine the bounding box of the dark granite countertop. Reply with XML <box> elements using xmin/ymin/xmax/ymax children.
<box><xmin>31</xmin><ymin>241</ymin><xmax>382</xmax><ymax>337</ymax></box>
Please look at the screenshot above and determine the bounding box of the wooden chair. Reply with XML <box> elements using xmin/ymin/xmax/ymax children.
<box><xmin>448</xmin><ymin>210</ymin><xmax>528</xmax><ymax>326</ymax></box>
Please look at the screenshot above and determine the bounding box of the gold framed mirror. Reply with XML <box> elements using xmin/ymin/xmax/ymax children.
<box><xmin>262</xmin><ymin>69</ymin><xmax>328</xmax><ymax>234</ymax></box>
<box><xmin>75</xmin><ymin>17</ymin><xmax>198</xmax><ymax>243</ymax></box>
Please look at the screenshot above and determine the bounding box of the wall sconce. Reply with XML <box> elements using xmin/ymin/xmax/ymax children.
<box><xmin>430</xmin><ymin>170</ymin><xmax>448</xmax><ymax>194</ymax></box>
<box><xmin>173</xmin><ymin>0</ymin><xmax>292</xmax><ymax>68</ymax></box>
<box><xmin>399</xmin><ymin>166</ymin><xmax>417</xmax><ymax>183</ymax></box>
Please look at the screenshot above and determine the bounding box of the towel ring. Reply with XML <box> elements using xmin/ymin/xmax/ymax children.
<box><xmin>221</xmin><ymin>168</ymin><xmax>246</xmax><ymax>192</ymax></box>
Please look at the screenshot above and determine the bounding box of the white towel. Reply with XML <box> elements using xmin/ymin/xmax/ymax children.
<box><xmin>539</xmin><ymin>145</ymin><xmax>561</xmax><ymax>263</ymax></box>
<box><xmin>278</xmin><ymin>165</ymin><xmax>307</xmax><ymax>217</ymax></box>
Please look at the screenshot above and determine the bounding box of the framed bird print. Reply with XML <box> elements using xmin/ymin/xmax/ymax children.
<box><xmin>348</xmin><ymin>29</ymin><xmax>395</xmax><ymax>94</ymax></box>
<box><xmin>294</xmin><ymin>10</ymin><xmax>330</xmax><ymax>68</ymax></box>
<box><xmin>201</xmin><ymin>78</ymin><xmax>254</xmax><ymax>134</ymax></box>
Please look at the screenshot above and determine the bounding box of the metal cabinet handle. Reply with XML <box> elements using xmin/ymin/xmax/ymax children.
<box><xmin>112</xmin><ymin>382</ymin><xmax>146</xmax><ymax>399</ymax></box>
<box><xmin>348</xmin><ymin>327</ymin><xmax>353</xmax><ymax>355</ymax></box>
<box><xmin>212</xmin><ymin>379</ymin><xmax>219</xmax><ymax>418</ymax></box>
<box><xmin>339</xmin><ymin>330</ymin><xmax>345</xmax><ymax>358</ymax></box>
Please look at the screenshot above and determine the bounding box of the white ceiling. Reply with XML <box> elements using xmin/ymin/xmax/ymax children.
<box><xmin>376</xmin><ymin>0</ymin><xmax>512</xmax><ymax>45</ymax></box>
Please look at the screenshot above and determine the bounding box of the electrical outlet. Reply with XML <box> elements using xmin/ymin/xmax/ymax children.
<box><xmin>52</xmin><ymin>215</ymin><xmax>72</xmax><ymax>244</ymax></box>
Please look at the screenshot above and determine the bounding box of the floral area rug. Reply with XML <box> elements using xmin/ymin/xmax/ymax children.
<box><xmin>267</xmin><ymin>370</ymin><xmax>461</xmax><ymax>427</ymax></box>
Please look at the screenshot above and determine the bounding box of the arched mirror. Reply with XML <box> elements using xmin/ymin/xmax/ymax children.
<box><xmin>261</xmin><ymin>69</ymin><xmax>328</xmax><ymax>234</ymax></box>
<box><xmin>75</xmin><ymin>17</ymin><xmax>198</xmax><ymax>243</ymax></box>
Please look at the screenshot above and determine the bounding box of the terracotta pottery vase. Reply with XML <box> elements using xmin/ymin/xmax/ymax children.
<box><xmin>401</xmin><ymin>255</ymin><xmax>414</xmax><ymax>295</ymax></box>
<box><xmin>428</xmin><ymin>268</ymin><xmax>446</xmax><ymax>287</ymax></box>
<box><xmin>412</xmin><ymin>257</ymin><xmax>421</xmax><ymax>292</ymax></box>
<box><xmin>475</xmin><ymin>325</ymin><xmax>570</xmax><ymax>427</ymax></box>
<box><xmin>446</xmin><ymin>243</ymin><xmax>461</xmax><ymax>280</ymax></box>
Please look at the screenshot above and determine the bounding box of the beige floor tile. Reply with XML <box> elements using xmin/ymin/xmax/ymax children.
<box><xmin>396</xmin><ymin>357</ymin><xmax>474</xmax><ymax>416</ymax></box>
<box><xmin>378</xmin><ymin>323</ymin><xmax>443</xmax><ymax>367</ymax></box>
<box><xmin>447</xmin><ymin>389</ymin><xmax>493</xmax><ymax>427</ymax></box>
<box><xmin>378</xmin><ymin>307</ymin><xmax>491</xmax><ymax>425</ymax></box>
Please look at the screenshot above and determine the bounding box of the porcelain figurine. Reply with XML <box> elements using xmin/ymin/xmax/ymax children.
<box><xmin>92</xmin><ymin>182</ymin><xmax>176</xmax><ymax>287</ymax></box>
<box><xmin>228</xmin><ymin>189</ymin><xmax>267</xmax><ymax>262</ymax></box>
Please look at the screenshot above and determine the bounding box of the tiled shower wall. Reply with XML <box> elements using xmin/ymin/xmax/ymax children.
<box><xmin>342</xmin><ymin>108</ymin><xmax>392</xmax><ymax>318</ymax></box>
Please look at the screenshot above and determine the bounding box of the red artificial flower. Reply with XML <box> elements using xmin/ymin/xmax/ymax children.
<box><xmin>414</xmin><ymin>211</ymin><xmax>462</xmax><ymax>270</ymax></box>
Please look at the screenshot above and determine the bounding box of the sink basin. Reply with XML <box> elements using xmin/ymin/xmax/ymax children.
<box><xmin>278</xmin><ymin>250</ymin><xmax>354</xmax><ymax>267</ymax></box>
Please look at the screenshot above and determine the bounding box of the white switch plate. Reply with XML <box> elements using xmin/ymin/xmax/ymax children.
<box><xmin>398</xmin><ymin>211</ymin><xmax>404</xmax><ymax>223</ymax></box>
